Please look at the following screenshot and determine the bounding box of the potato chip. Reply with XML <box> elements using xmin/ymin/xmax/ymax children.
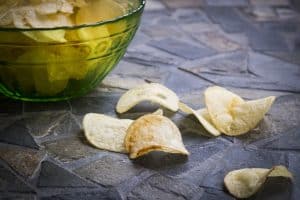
<box><xmin>228</xmin><ymin>96</ymin><xmax>276</xmax><ymax>135</ymax></box>
<box><xmin>268</xmin><ymin>165</ymin><xmax>293</xmax><ymax>178</ymax></box>
<box><xmin>75</xmin><ymin>0</ymin><xmax>125</xmax><ymax>25</ymax></box>
<box><xmin>224</xmin><ymin>165</ymin><xmax>293</xmax><ymax>199</ymax></box>
<box><xmin>205</xmin><ymin>86</ymin><xmax>275</xmax><ymax>135</ymax></box>
<box><xmin>179</xmin><ymin>102</ymin><xmax>221</xmax><ymax>136</ymax></box>
<box><xmin>83</xmin><ymin>113</ymin><xmax>133</xmax><ymax>153</ymax></box>
<box><xmin>116</xmin><ymin>83</ymin><xmax>180</xmax><ymax>114</ymax></box>
<box><xmin>125</xmin><ymin>114</ymin><xmax>189</xmax><ymax>159</ymax></box>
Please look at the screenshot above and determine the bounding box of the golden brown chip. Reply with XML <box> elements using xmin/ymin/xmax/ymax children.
<box><xmin>125</xmin><ymin>114</ymin><xmax>189</xmax><ymax>159</ymax></box>
<box><xmin>116</xmin><ymin>83</ymin><xmax>180</xmax><ymax>114</ymax></box>
<box><xmin>224</xmin><ymin>165</ymin><xmax>293</xmax><ymax>199</ymax></box>
<box><xmin>83</xmin><ymin>113</ymin><xmax>133</xmax><ymax>153</ymax></box>
<box><xmin>179</xmin><ymin>102</ymin><xmax>221</xmax><ymax>136</ymax></box>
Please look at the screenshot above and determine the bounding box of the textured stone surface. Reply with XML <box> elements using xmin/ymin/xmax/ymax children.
<box><xmin>43</xmin><ymin>136</ymin><xmax>100</xmax><ymax>163</ymax></box>
<box><xmin>149</xmin><ymin>38</ymin><xmax>216</xmax><ymax>60</ymax></box>
<box><xmin>0</xmin><ymin>145</ymin><xmax>44</xmax><ymax>178</ymax></box>
<box><xmin>0</xmin><ymin>0</ymin><xmax>300</xmax><ymax>199</ymax></box>
<box><xmin>74</xmin><ymin>155</ymin><xmax>142</xmax><ymax>187</ymax></box>
<box><xmin>38</xmin><ymin>161</ymin><xmax>95</xmax><ymax>188</ymax></box>
<box><xmin>0</xmin><ymin>164</ymin><xmax>34</xmax><ymax>193</ymax></box>
<box><xmin>128</xmin><ymin>174</ymin><xmax>204</xmax><ymax>200</ymax></box>
<box><xmin>0</xmin><ymin>119</ymin><xmax>39</xmax><ymax>149</ymax></box>
<box><xmin>180</xmin><ymin>145</ymin><xmax>288</xmax><ymax>189</ymax></box>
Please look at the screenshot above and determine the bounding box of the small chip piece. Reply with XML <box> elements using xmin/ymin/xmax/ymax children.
<box><xmin>224</xmin><ymin>165</ymin><xmax>293</xmax><ymax>199</ymax></box>
<box><xmin>83</xmin><ymin>113</ymin><xmax>133</xmax><ymax>153</ymax></box>
<box><xmin>116</xmin><ymin>83</ymin><xmax>180</xmax><ymax>114</ymax></box>
<box><xmin>125</xmin><ymin>114</ymin><xmax>189</xmax><ymax>159</ymax></box>
<box><xmin>205</xmin><ymin>86</ymin><xmax>275</xmax><ymax>135</ymax></box>
<box><xmin>179</xmin><ymin>102</ymin><xmax>221</xmax><ymax>136</ymax></box>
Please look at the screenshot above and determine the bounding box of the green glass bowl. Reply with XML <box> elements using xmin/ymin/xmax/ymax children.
<box><xmin>0</xmin><ymin>0</ymin><xmax>145</xmax><ymax>102</ymax></box>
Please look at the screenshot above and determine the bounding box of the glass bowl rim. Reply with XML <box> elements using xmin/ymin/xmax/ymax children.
<box><xmin>0</xmin><ymin>0</ymin><xmax>145</xmax><ymax>32</ymax></box>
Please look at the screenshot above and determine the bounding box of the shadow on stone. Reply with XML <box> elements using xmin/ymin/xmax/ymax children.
<box><xmin>132</xmin><ymin>151</ymin><xmax>188</xmax><ymax>170</ymax></box>
<box><xmin>248</xmin><ymin>177</ymin><xmax>293</xmax><ymax>200</ymax></box>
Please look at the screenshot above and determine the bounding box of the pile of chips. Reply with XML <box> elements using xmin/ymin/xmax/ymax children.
<box><xmin>83</xmin><ymin>83</ymin><xmax>292</xmax><ymax>198</ymax></box>
<box><xmin>0</xmin><ymin>0</ymin><xmax>128</xmax><ymax>96</ymax></box>
<box><xmin>83</xmin><ymin>83</ymin><xmax>276</xmax><ymax>157</ymax></box>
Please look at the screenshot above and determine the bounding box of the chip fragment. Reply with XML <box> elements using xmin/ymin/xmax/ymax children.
<box><xmin>125</xmin><ymin>114</ymin><xmax>189</xmax><ymax>159</ymax></box>
<box><xmin>83</xmin><ymin>113</ymin><xmax>133</xmax><ymax>153</ymax></box>
<box><xmin>116</xmin><ymin>83</ymin><xmax>180</xmax><ymax>114</ymax></box>
<box><xmin>224</xmin><ymin>165</ymin><xmax>293</xmax><ymax>199</ymax></box>
<box><xmin>205</xmin><ymin>86</ymin><xmax>275</xmax><ymax>135</ymax></box>
<box><xmin>179</xmin><ymin>102</ymin><xmax>221</xmax><ymax>136</ymax></box>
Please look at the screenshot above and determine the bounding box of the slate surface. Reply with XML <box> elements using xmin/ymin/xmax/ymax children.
<box><xmin>0</xmin><ymin>0</ymin><xmax>299</xmax><ymax>199</ymax></box>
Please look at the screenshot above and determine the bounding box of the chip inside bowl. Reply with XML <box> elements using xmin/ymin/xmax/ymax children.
<box><xmin>125</xmin><ymin>114</ymin><xmax>189</xmax><ymax>159</ymax></box>
<box><xmin>83</xmin><ymin>113</ymin><xmax>133</xmax><ymax>153</ymax></box>
<box><xmin>116</xmin><ymin>83</ymin><xmax>180</xmax><ymax>114</ymax></box>
<box><xmin>205</xmin><ymin>86</ymin><xmax>275</xmax><ymax>136</ymax></box>
<box><xmin>224</xmin><ymin>166</ymin><xmax>293</xmax><ymax>199</ymax></box>
<box><xmin>179</xmin><ymin>102</ymin><xmax>221</xmax><ymax>136</ymax></box>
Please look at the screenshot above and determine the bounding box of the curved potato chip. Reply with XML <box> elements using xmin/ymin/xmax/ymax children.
<box><xmin>228</xmin><ymin>96</ymin><xmax>276</xmax><ymax>135</ymax></box>
<box><xmin>125</xmin><ymin>114</ymin><xmax>189</xmax><ymax>159</ymax></box>
<box><xmin>83</xmin><ymin>113</ymin><xmax>133</xmax><ymax>153</ymax></box>
<box><xmin>179</xmin><ymin>102</ymin><xmax>221</xmax><ymax>136</ymax></box>
<box><xmin>205</xmin><ymin>86</ymin><xmax>244</xmax><ymax>134</ymax></box>
<box><xmin>205</xmin><ymin>86</ymin><xmax>275</xmax><ymax>135</ymax></box>
<box><xmin>224</xmin><ymin>165</ymin><xmax>293</xmax><ymax>199</ymax></box>
<box><xmin>116</xmin><ymin>83</ymin><xmax>180</xmax><ymax>114</ymax></box>
<box><xmin>268</xmin><ymin>165</ymin><xmax>293</xmax><ymax>178</ymax></box>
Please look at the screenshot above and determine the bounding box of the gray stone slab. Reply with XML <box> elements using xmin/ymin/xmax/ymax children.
<box><xmin>249</xmin><ymin>52</ymin><xmax>300</xmax><ymax>88</ymax></box>
<box><xmin>253</xmin><ymin>126</ymin><xmax>300</xmax><ymax>151</ymax></box>
<box><xmin>142</xmin><ymin>25</ymin><xmax>183</xmax><ymax>39</ymax></box>
<box><xmin>128</xmin><ymin>174</ymin><xmax>204</xmax><ymax>200</ymax></box>
<box><xmin>265</xmin><ymin>51</ymin><xmax>300</xmax><ymax>65</ymax></box>
<box><xmin>74</xmin><ymin>155</ymin><xmax>143</xmax><ymax>187</ymax></box>
<box><xmin>0</xmin><ymin>194</ymin><xmax>36</xmax><ymax>200</ymax></box>
<box><xmin>0</xmin><ymin>164</ymin><xmax>34</xmax><ymax>193</ymax></box>
<box><xmin>205</xmin><ymin>7</ymin><xmax>254</xmax><ymax>33</ymax></box>
<box><xmin>38</xmin><ymin>161</ymin><xmax>95</xmax><ymax>188</ymax></box>
<box><xmin>288</xmin><ymin>153</ymin><xmax>300</xmax><ymax>199</ymax></box>
<box><xmin>172</xmin><ymin>8</ymin><xmax>211</xmax><ymax>24</ymax></box>
<box><xmin>124</xmin><ymin>48</ymin><xmax>181</xmax><ymax>67</ymax></box>
<box><xmin>149</xmin><ymin>38</ymin><xmax>216</xmax><ymax>60</ymax></box>
<box><xmin>191</xmin><ymin>31</ymin><xmax>241</xmax><ymax>52</ymax></box>
<box><xmin>161</xmin><ymin>0</ymin><xmax>203</xmax><ymax>9</ymax></box>
<box><xmin>43</xmin><ymin>136</ymin><xmax>100</xmax><ymax>163</ymax></box>
<box><xmin>0</xmin><ymin>119</ymin><xmax>39</xmax><ymax>149</ymax></box>
<box><xmin>164</xmin><ymin>69</ymin><xmax>210</xmax><ymax>94</ymax></box>
<box><xmin>180</xmin><ymin>145</ymin><xmax>288</xmax><ymax>190</ymax></box>
<box><xmin>250</xmin><ymin>0</ymin><xmax>290</xmax><ymax>6</ymax></box>
<box><xmin>205</xmin><ymin>0</ymin><xmax>249</xmax><ymax>6</ymax></box>
<box><xmin>200</xmin><ymin>188</ymin><xmax>234</xmax><ymax>200</ymax></box>
<box><xmin>182</xmin><ymin>51</ymin><xmax>248</xmax><ymax>76</ymax></box>
<box><xmin>69</xmin><ymin>95</ymin><xmax>119</xmax><ymax>116</ymax></box>
<box><xmin>260</xmin><ymin>21</ymin><xmax>298</xmax><ymax>33</ymax></box>
<box><xmin>0</xmin><ymin>145</ymin><xmax>45</xmax><ymax>178</ymax></box>
<box><xmin>24</xmin><ymin>111</ymin><xmax>70</xmax><ymax>138</ymax></box>
<box><xmin>40</xmin><ymin>190</ymin><xmax>111</xmax><ymax>200</ymax></box>
<box><xmin>133</xmin><ymin>139</ymin><xmax>230</xmax><ymax>177</ymax></box>
<box><xmin>181</xmin><ymin>69</ymin><xmax>300</xmax><ymax>92</ymax></box>
<box><xmin>247</xmin><ymin>28</ymin><xmax>289</xmax><ymax>51</ymax></box>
